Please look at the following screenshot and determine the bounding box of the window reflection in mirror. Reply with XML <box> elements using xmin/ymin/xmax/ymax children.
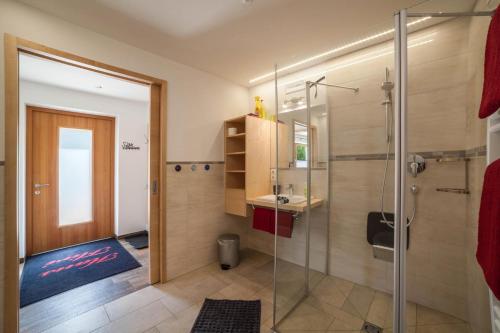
<box><xmin>293</xmin><ymin>121</ymin><xmax>308</xmax><ymax>168</ymax></box>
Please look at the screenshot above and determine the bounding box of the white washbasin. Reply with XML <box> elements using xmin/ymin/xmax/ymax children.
<box><xmin>255</xmin><ymin>194</ymin><xmax>307</xmax><ymax>204</ymax></box>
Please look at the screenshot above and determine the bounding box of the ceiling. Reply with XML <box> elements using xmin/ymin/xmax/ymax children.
<box><xmin>17</xmin><ymin>0</ymin><xmax>476</xmax><ymax>86</ymax></box>
<box><xmin>20</xmin><ymin>53</ymin><xmax>150</xmax><ymax>102</ymax></box>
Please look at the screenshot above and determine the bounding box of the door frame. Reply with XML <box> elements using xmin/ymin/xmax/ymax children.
<box><xmin>26</xmin><ymin>106</ymin><xmax>116</xmax><ymax>255</ymax></box>
<box><xmin>4</xmin><ymin>34</ymin><xmax>168</xmax><ymax>333</ymax></box>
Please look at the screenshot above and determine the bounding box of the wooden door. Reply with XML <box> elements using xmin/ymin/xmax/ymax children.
<box><xmin>26</xmin><ymin>106</ymin><xmax>115</xmax><ymax>255</ymax></box>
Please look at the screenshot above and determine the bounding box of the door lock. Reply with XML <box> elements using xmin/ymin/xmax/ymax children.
<box><xmin>34</xmin><ymin>183</ymin><xmax>49</xmax><ymax>196</ymax></box>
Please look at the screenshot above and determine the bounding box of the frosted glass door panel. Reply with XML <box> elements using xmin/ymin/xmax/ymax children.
<box><xmin>58</xmin><ymin>127</ymin><xmax>93</xmax><ymax>226</ymax></box>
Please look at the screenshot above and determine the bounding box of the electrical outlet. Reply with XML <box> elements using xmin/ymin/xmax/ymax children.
<box><xmin>271</xmin><ymin>168</ymin><xmax>277</xmax><ymax>182</ymax></box>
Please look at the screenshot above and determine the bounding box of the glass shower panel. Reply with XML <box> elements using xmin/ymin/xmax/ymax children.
<box><xmin>401</xmin><ymin>1</ymin><xmax>494</xmax><ymax>332</ymax></box>
<box><xmin>271</xmin><ymin>15</ymin><xmax>402</xmax><ymax>331</ymax></box>
<box><xmin>272</xmin><ymin>75</ymin><xmax>333</xmax><ymax>330</ymax></box>
<box><xmin>272</xmin><ymin>76</ymin><xmax>310</xmax><ymax>327</ymax></box>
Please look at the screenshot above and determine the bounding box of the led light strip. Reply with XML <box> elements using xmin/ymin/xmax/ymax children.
<box><xmin>278</xmin><ymin>34</ymin><xmax>435</xmax><ymax>90</ymax></box>
<box><xmin>248</xmin><ymin>16</ymin><xmax>431</xmax><ymax>84</ymax></box>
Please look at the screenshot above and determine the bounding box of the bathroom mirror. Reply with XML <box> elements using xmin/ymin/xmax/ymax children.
<box><xmin>277</xmin><ymin>81</ymin><xmax>328</xmax><ymax>169</ymax></box>
<box><xmin>278</xmin><ymin>105</ymin><xmax>328</xmax><ymax>169</ymax></box>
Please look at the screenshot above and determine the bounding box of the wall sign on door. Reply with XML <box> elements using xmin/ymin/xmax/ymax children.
<box><xmin>122</xmin><ymin>141</ymin><xmax>140</xmax><ymax>150</ymax></box>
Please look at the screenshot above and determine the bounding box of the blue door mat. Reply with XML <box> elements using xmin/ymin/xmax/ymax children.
<box><xmin>124</xmin><ymin>231</ymin><xmax>149</xmax><ymax>249</ymax></box>
<box><xmin>20</xmin><ymin>238</ymin><xmax>141</xmax><ymax>307</ymax></box>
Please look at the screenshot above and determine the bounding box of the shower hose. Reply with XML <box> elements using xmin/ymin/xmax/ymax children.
<box><xmin>379</xmin><ymin>99</ymin><xmax>416</xmax><ymax>229</ymax></box>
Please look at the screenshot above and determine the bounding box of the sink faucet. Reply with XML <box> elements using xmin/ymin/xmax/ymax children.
<box><xmin>286</xmin><ymin>184</ymin><xmax>294</xmax><ymax>197</ymax></box>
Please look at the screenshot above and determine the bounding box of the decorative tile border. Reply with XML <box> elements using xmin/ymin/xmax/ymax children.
<box><xmin>330</xmin><ymin>146</ymin><xmax>486</xmax><ymax>161</ymax></box>
<box><xmin>465</xmin><ymin>145</ymin><xmax>487</xmax><ymax>158</ymax></box>
<box><xmin>164</xmin><ymin>147</ymin><xmax>487</xmax><ymax>165</ymax></box>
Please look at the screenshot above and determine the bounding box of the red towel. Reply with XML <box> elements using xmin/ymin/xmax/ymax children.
<box><xmin>476</xmin><ymin>158</ymin><xmax>500</xmax><ymax>298</ymax></box>
<box><xmin>252</xmin><ymin>207</ymin><xmax>294</xmax><ymax>238</ymax></box>
<box><xmin>271</xmin><ymin>211</ymin><xmax>294</xmax><ymax>238</ymax></box>
<box><xmin>253</xmin><ymin>207</ymin><xmax>273</xmax><ymax>233</ymax></box>
<box><xmin>479</xmin><ymin>6</ymin><xmax>500</xmax><ymax>119</ymax></box>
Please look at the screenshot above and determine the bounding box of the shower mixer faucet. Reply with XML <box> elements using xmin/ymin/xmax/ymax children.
<box><xmin>408</xmin><ymin>154</ymin><xmax>426</xmax><ymax>177</ymax></box>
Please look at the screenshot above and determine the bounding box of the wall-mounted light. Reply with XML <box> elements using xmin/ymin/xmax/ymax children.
<box><xmin>248</xmin><ymin>16</ymin><xmax>431</xmax><ymax>85</ymax></box>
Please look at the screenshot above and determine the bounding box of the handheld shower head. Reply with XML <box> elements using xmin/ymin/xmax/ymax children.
<box><xmin>381</xmin><ymin>68</ymin><xmax>394</xmax><ymax>105</ymax></box>
<box><xmin>381</xmin><ymin>81</ymin><xmax>394</xmax><ymax>92</ymax></box>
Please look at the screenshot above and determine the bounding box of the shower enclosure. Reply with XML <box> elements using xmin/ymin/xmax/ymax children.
<box><xmin>263</xmin><ymin>1</ymin><xmax>498</xmax><ymax>332</ymax></box>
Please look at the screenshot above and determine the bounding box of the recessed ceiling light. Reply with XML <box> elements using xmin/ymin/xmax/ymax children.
<box><xmin>96</xmin><ymin>84</ymin><xmax>104</xmax><ymax>89</ymax></box>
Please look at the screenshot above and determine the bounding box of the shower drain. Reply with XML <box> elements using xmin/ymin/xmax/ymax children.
<box><xmin>362</xmin><ymin>321</ymin><xmax>383</xmax><ymax>333</ymax></box>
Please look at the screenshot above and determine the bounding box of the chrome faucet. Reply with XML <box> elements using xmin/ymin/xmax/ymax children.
<box><xmin>286</xmin><ymin>184</ymin><xmax>294</xmax><ymax>197</ymax></box>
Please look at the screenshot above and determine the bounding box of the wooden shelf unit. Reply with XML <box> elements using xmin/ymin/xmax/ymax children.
<box><xmin>224</xmin><ymin>115</ymin><xmax>289</xmax><ymax>217</ymax></box>
<box><xmin>224</xmin><ymin>116</ymin><xmax>248</xmax><ymax>216</ymax></box>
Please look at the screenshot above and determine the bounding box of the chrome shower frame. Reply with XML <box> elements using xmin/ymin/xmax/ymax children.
<box><xmin>393</xmin><ymin>8</ymin><xmax>495</xmax><ymax>333</ymax></box>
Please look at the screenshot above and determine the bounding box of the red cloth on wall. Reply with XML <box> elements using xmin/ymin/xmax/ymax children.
<box><xmin>476</xmin><ymin>158</ymin><xmax>500</xmax><ymax>298</ymax></box>
<box><xmin>479</xmin><ymin>5</ymin><xmax>500</xmax><ymax>118</ymax></box>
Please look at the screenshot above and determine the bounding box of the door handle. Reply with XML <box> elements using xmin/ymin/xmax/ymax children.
<box><xmin>152</xmin><ymin>180</ymin><xmax>158</xmax><ymax>195</ymax></box>
<box><xmin>34</xmin><ymin>183</ymin><xmax>50</xmax><ymax>189</ymax></box>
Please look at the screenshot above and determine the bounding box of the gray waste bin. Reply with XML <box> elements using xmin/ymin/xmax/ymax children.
<box><xmin>217</xmin><ymin>234</ymin><xmax>240</xmax><ymax>270</ymax></box>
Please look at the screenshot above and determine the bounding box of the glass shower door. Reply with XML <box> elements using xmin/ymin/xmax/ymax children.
<box><xmin>272</xmin><ymin>76</ymin><xmax>309</xmax><ymax>327</ymax></box>
<box><xmin>394</xmin><ymin>1</ymin><xmax>496</xmax><ymax>331</ymax></box>
<box><xmin>272</xmin><ymin>75</ymin><xmax>330</xmax><ymax>330</ymax></box>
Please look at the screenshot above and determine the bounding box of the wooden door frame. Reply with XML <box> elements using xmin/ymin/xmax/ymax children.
<box><xmin>4</xmin><ymin>34</ymin><xmax>168</xmax><ymax>333</ymax></box>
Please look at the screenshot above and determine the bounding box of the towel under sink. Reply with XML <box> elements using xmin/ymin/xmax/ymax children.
<box><xmin>256</xmin><ymin>194</ymin><xmax>307</xmax><ymax>204</ymax></box>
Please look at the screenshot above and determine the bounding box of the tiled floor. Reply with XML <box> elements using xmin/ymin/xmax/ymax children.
<box><xmin>276</xmin><ymin>274</ymin><xmax>473</xmax><ymax>333</ymax></box>
<box><xmin>30</xmin><ymin>249</ymin><xmax>471</xmax><ymax>333</ymax></box>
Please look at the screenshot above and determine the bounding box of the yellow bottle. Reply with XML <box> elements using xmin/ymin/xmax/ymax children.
<box><xmin>254</xmin><ymin>96</ymin><xmax>267</xmax><ymax>119</ymax></box>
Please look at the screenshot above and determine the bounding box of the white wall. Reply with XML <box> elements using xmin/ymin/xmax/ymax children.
<box><xmin>18</xmin><ymin>80</ymin><xmax>149</xmax><ymax>258</ymax></box>
<box><xmin>0</xmin><ymin>0</ymin><xmax>249</xmax><ymax>164</ymax></box>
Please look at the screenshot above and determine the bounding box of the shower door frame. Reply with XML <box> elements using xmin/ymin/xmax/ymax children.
<box><xmin>393</xmin><ymin>8</ymin><xmax>495</xmax><ymax>333</ymax></box>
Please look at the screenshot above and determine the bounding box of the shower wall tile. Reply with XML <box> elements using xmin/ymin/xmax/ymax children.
<box><xmin>330</xmin><ymin>158</ymin><xmax>468</xmax><ymax>320</ymax></box>
<box><xmin>407</xmin><ymin>84</ymin><xmax>467</xmax><ymax>153</ymax></box>
<box><xmin>166</xmin><ymin>163</ymin><xmax>247</xmax><ymax>280</ymax></box>
<box><xmin>327</xmin><ymin>20</ymin><xmax>470</xmax><ymax>156</ymax></box>
<box><xmin>329</xmin><ymin>160</ymin><xmax>394</xmax><ymax>292</ymax></box>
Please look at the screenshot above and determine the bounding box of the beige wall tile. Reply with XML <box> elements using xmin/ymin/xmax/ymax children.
<box><xmin>166</xmin><ymin>163</ymin><xmax>248</xmax><ymax>280</ymax></box>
